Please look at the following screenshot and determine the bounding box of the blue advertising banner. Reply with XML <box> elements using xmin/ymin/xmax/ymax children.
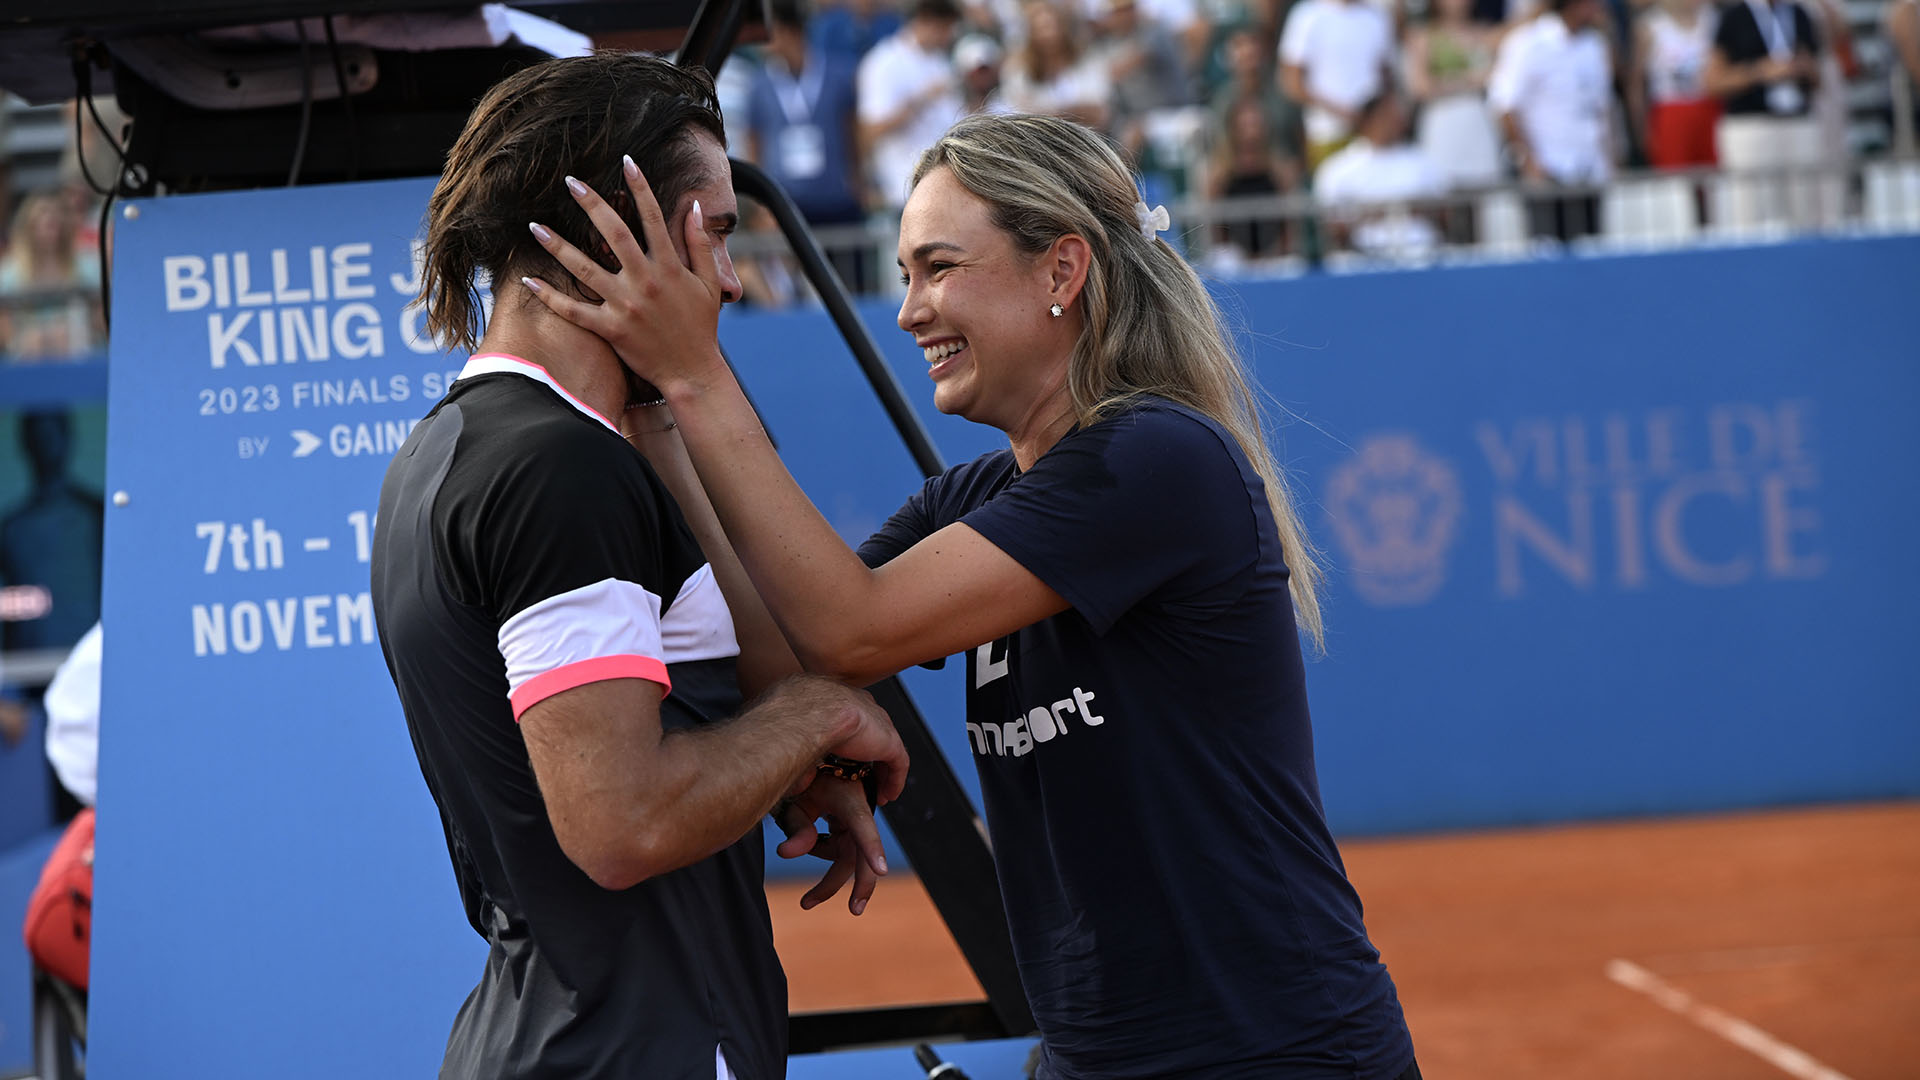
<box><xmin>90</xmin><ymin>166</ymin><xmax>1918</xmax><ymax>1079</ymax></box>
<box><xmin>94</xmin><ymin>178</ymin><xmax>480</xmax><ymax>1078</ymax></box>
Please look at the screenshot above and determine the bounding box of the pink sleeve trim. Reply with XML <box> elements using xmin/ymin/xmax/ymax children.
<box><xmin>510</xmin><ymin>655</ymin><xmax>671</xmax><ymax>721</ymax></box>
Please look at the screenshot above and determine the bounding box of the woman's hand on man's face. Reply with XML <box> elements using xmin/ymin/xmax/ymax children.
<box><xmin>522</xmin><ymin>157</ymin><xmax>726</xmax><ymax>396</ymax></box>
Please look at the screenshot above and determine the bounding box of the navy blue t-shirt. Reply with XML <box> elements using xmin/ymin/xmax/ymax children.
<box><xmin>860</xmin><ymin>401</ymin><xmax>1414</xmax><ymax>1080</ymax></box>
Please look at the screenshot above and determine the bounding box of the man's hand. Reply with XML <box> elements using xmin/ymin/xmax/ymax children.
<box><xmin>775</xmin><ymin>776</ymin><xmax>890</xmax><ymax>915</ymax></box>
<box><xmin>758</xmin><ymin>675</ymin><xmax>909</xmax><ymax>805</ymax></box>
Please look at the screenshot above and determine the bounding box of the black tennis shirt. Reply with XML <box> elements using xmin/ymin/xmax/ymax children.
<box><xmin>372</xmin><ymin>354</ymin><xmax>782</xmax><ymax>1080</ymax></box>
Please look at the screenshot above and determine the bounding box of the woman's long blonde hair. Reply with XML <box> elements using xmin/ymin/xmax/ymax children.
<box><xmin>911</xmin><ymin>113</ymin><xmax>1325</xmax><ymax>648</ymax></box>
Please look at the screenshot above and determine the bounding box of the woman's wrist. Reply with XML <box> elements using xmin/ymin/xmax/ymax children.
<box><xmin>654</xmin><ymin>351</ymin><xmax>727</xmax><ymax>408</ymax></box>
<box><xmin>622</xmin><ymin>400</ymin><xmax>677</xmax><ymax>436</ymax></box>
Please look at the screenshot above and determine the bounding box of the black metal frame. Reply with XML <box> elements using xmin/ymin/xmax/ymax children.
<box><xmin>675</xmin><ymin>0</ymin><xmax>1038</xmax><ymax>1054</ymax></box>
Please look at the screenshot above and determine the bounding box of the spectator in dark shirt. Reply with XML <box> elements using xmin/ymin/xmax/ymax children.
<box><xmin>1206</xmin><ymin>94</ymin><xmax>1301</xmax><ymax>259</ymax></box>
<box><xmin>747</xmin><ymin>0</ymin><xmax>871</xmax><ymax>289</ymax></box>
<box><xmin>1704</xmin><ymin>0</ymin><xmax>1827</xmax><ymax>230</ymax></box>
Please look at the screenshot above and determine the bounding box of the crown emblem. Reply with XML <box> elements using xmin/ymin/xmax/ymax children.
<box><xmin>1324</xmin><ymin>434</ymin><xmax>1464</xmax><ymax>607</ymax></box>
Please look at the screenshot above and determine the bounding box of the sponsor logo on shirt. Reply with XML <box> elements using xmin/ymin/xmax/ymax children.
<box><xmin>967</xmin><ymin>685</ymin><xmax>1104</xmax><ymax>758</ymax></box>
<box><xmin>966</xmin><ymin>639</ymin><xmax>1106</xmax><ymax>758</ymax></box>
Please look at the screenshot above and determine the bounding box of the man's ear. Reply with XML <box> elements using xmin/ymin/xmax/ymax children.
<box><xmin>1046</xmin><ymin>233</ymin><xmax>1092</xmax><ymax>311</ymax></box>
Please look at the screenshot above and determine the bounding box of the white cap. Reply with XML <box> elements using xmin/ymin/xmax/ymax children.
<box><xmin>953</xmin><ymin>33</ymin><xmax>1003</xmax><ymax>71</ymax></box>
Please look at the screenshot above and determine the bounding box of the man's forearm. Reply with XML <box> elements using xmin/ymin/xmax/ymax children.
<box><xmin>639</xmin><ymin>678</ymin><xmax>857</xmax><ymax>870</ymax></box>
<box><xmin>537</xmin><ymin>675</ymin><xmax>862</xmax><ymax>890</ymax></box>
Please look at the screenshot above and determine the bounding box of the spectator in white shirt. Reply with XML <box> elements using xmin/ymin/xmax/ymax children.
<box><xmin>44</xmin><ymin>622</ymin><xmax>101</xmax><ymax>807</ymax></box>
<box><xmin>955</xmin><ymin>33</ymin><xmax>1018</xmax><ymax>115</ymax></box>
<box><xmin>1002</xmin><ymin>0</ymin><xmax>1115</xmax><ymax>130</ymax></box>
<box><xmin>1315</xmin><ymin>93</ymin><xmax>1451</xmax><ymax>257</ymax></box>
<box><xmin>858</xmin><ymin>0</ymin><xmax>965</xmax><ymax>210</ymax></box>
<box><xmin>1488</xmin><ymin>0</ymin><xmax>1613</xmax><ymax>241</ymax></box>
<box><xmin>1278</xmin><ymin>0</ymin><xmax>1398</xmax><ymax>172</ymax></box>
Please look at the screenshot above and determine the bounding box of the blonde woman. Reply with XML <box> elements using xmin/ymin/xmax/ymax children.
<box><xmin>526</xmin><ymin>113</ymin><xmax>1420</xmax><ymax>1080</ymax></box>
<box><xmin>0</xmin><ymin>192</ymin><xmax>103</xmax><ymax>361</ymax></box>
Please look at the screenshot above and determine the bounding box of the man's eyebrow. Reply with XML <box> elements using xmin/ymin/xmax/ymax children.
<box><xmin>896</xmin><ymin>241</ymin><xmax>966</xmax><ymax>266</ymax></box>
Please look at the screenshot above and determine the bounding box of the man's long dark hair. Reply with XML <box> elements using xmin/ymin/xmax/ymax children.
<box><xmin>420</xmin><ymin>53</ymin><xmax>726</xmax><ymax>352</ymax></box>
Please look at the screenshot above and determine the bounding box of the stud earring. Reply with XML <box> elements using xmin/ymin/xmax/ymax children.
<box><xmin>1049</xmin><ymin>303</ymin><xmax>1064</xmax><ymax>318</ymax></box>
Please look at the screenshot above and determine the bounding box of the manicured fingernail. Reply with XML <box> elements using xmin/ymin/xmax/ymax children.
<box><xmin>520</xmin><ymin>276</ymin><xmax>542</xmax><ymax>293</ymax></box>
<box><xmin>692</xmin><ymin>200</ymin><xmax>703</xmax><ymax>228</ymax></box>
<box><xmin>623</xmin><ymin>154</ymin><xmax>639</xmax><ymax>179</ymax></box>
<box><xmin>565</xmin><ymin>175</ymin><xmax>587</xmax><ymax>198</ymax></box>
<box><xmin>854</xmin><ymin>898</ymin><xmax>868</xmax><ymax>915</ymax></box>
<box><xmin>528</xmin><ymin>222</ymin><xmax>552</xmax><ymax>243</ymax></box>
<box><xmin>874</xmin><ymin>854</ymin><xmax>888</xmax><ymax>875</ymax></box>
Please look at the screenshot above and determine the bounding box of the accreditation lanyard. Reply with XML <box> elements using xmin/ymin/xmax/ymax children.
<box><xmin>767</xmin><ymin>55</ymin><xmax>828</xmax><ymax>126</ymax></box>
<box><xmin>1744</xmin><ymin>0</ymin><xmax>1796</xmax><ymax>58</ymax></box>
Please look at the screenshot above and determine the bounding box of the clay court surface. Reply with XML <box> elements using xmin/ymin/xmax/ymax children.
<box><xmin>769</xmin><ymin>800</ymin><xmax>1920</xmax><ymax>1078</ymax></box>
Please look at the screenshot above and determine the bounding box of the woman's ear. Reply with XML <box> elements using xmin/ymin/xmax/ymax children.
<box><xmin>1046</xmin><ymin>233</ymin><xmax>1092</xmax><ymax>311</ymax></box>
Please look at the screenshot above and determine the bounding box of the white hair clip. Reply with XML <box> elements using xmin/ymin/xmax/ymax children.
<box><xmin>1135</xmin><ymin>200</ymin><xmax>1170</xmax><ymax>241</ymax></box>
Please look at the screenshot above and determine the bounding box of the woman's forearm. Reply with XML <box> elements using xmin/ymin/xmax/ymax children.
<box><xmin>624</xmin><ymin>403</ymin><xmax>802</xmax><ymax>697</ymax></box>
<box><xmin>657</xmin><ymin>362</ymin><xmax>897</xmax><ymax>679</ymax></box>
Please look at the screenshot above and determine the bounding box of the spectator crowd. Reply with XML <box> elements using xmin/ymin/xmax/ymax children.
<box><xmin>2</xmin><ymin>0</ymin><xmax>1917</xmax><ymax>330</ymax></box>
<box><xmin>720</xmin><ymin>0</ymin><xmax>1907</xmax><ymax>288</ymax></box>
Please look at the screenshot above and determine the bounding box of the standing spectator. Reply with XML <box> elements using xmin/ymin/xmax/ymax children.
<box><xmin>1703</xmin><ymin>0</ymin><xmax>1824</xmax><ymax>230</ymax></box>
<box><xmin>1315</xmin><ymin>92</ymin><xmax>1451</xmax><ymax>256</ymax></box>
<box><xmin>1212</xmin><ymin>23</ymin><xmax>1304</xmax><ymax>162</ymax></box>
<box><xmin>812</xmin><ymin>0</ymin><xmax>905</xmax><ymax>63</ymax></box>
<box><xmin>1206</xmin><ymin>95</ymin><xmax>1300</xmax><ymax>258</ymax></box>
<box><xmin>859</xmin><ymin>0</ymin><xmax>965</xmax><ymax>211</ymax></box>
<box><xmin>1806</xmin><ymin>0</ymin><xmax>1856</xmax><ymax>167</ymax></box>
<box><xmin>1278</xmin><ymin>0</ymin><xmax>1397</xmax><ymax>172</ymax></box>
<box><xmin>1406</xmin><ymin>0</ymin><xmax>1502</xmax><ymax>188</ymax></box>
<box><xmin>43</xmin><ymin>622</ymin><xmax>101</xmax><ymax>809</ymax></box>
<box><xmin>1488</xmin><ymin>0</ymin><xmax>1614</xmax><ymax>241</ymax></box>
<box><xmin>1094</xmin><ymin>0</ymin><xmax>1195</xmax><ymax>161</ymax></box>
<box><xmin>1002</xmin><ymin>0</ymin><xmax>1114</xmax><ymax>130</ymax></box>
<box><xmin>0</xmin><ymin>192</ymin><xmax>104</xmax><ymax>361</ymax></box>
<box><xmin>1890</xmin><ymin>0</ymin><xmax>1920</xmax><ymax>150</ymax></box>
<box><xmin>954</xmin><ymin>33</ymin><xmax>1017</xmax><ymax>114</ymax></box>
<box><xmin>747</xmin><ymin>0</ymin><xmax>870</xmax><ymax>290</ymax></box>
<box><xmin>1629</xmin><ymin>0</ymin><xmax>1720</xmax><ymax>169</ymax></box>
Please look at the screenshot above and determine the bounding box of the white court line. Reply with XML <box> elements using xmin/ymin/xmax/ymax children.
<box><xmin>1606</xmin><ymin>958</ymin><xmax>1855</xmax><ymax>1080</ymax></box>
